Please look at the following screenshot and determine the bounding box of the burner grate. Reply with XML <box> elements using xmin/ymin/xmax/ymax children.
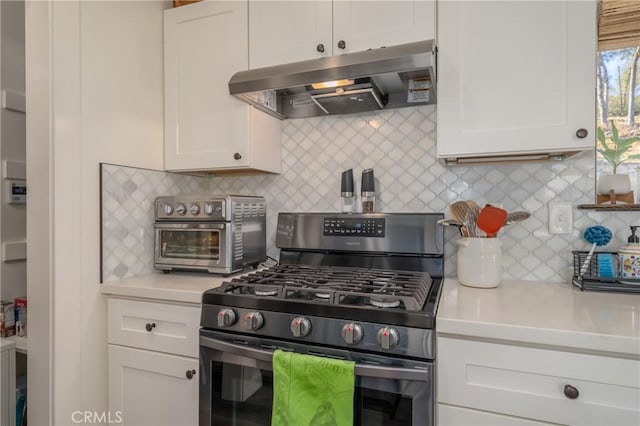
<box><xmin>223</xmin><ymin>264</ymin><xmax>432</xmax><ymax>311</ymax></box>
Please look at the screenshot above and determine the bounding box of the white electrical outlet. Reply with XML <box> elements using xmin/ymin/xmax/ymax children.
<box><xmin>549</xmin><ymin>202</ymin><xmax>572</xmax><ymax>235</ymax></box>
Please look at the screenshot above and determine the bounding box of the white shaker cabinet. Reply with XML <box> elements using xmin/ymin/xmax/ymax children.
<box><xmin>249</xmin><ymin>0</ymin><xmax>435</xmax><ymax>69</ymax></box>
<box><xmin>107</xmin><ymin>298</ymin><xmax>201</xmax><ymax>426</ymax></box>
<box><xmin>438</xmin><ymin>336</ymin><xmax>640</xmax><ymax>426</ymax></box>
<box><xmin>437</xmin><ymin>0</ymin><xmax>597</xmax><ymax>161</ymax></box>
<box><xmin>164</xmin><ymin>1</ymin><xmax>281</xmax><ymax>173</ymax></box>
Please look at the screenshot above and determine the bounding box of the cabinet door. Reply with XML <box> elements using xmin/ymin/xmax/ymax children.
<box><xmin>108</xmin><ymin>345</ymin><xmax>198</xmax><ymax>426</ymax></box>
<box><xmin>333</xmin><ymin>1</ymin><xmax>435</xmax><ymax>54</ymax></box>
<box><xmin>437</xmin><ymin>0</ymin><xmax>596</xmax><ymax>158</ymax></box>
<box><xmin>249</xmin><ymin>0</ymin><xmax>332</xmax><ymax>68</ymax></box>
<box><xmin>164</xmin><ymin>1</ymin><xmax>250</xmax><ymax>171</ymax></box>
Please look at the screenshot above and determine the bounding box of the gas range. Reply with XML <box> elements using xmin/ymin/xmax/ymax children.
<box><xmin>200</xmin><ymin>212</ymin><xmax>444</xmax><ymax>359</ymax></box>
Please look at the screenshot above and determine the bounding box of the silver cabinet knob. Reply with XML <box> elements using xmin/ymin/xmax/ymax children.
<box><xmin>175</xmin><ymin>203</ymin><xmax>187</xmax><ymax>216</ymax></box>
<box><xmin>316</xmin><ymin>43</ymin><xmax>325</xmax><ymax>53</ymax></box>
<box><xmin>244</xmin><ymin>312</ymin><xmax>264</xmax><ymax>330</ymax></box>
<box><xmin>341</xmin><ymin>323</ymin><xmax>363</xmax><ymax>344</ymax></box>
<box><xmin>204</xmin><ymin>203</ymin><xmax>214</xmax><ymax>216</ymax></box>
<box><xmin>337</xmin><ymin>40</ymin><xmax>346</xmax><ymax>49</ymax></box>
<box><xmin>217</xmin><ymin>309</ymin><xmax>236</xmax><ymax>327</ymax></box>
<box><xmin>291</xmin><ymin>317</ymin><xmax>311</xmax><ymax>337</ymax></box>
<box><xmin>189</xmin><ymin>203</ymin><xmax>200</xmax><ymax>215</ymax></box>
<box><xmin>376</xmin><ymin>327</ymin><xmax>399</xmax><ymax>350</ymax></box>
<box><xmin>163</xmin><ymin>203</ymin><xmax>174</xmax><ymax>216</ymax></box>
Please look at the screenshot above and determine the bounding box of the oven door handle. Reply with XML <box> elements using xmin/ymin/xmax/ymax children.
<box><xmin>200</xmin><ymin>335</ymin><xmax>430</xmax><ymax>382</ymax></box>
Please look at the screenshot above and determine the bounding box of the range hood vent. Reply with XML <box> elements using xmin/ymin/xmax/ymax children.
<box><xmin>228</xmin><ymin>40</ymin><xmax>436</xmax><ymax>120</ymax></box>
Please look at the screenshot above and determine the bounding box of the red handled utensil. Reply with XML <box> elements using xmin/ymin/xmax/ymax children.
<box><xmin>476</xmin><ymin>205</ymin><xmax>508</xmax><ymax>237</ymax></box>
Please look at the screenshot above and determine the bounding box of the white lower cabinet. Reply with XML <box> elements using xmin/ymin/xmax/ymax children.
<box><xmin>108</xmin><ymin>345</ymin><xmax>198</xmax><ymax>426</ymax></box>
<box><xmin>107</xmin><ymin>297</ymin><xmax>200</xmax><ymax>426</ymax></box>
<box><xmin>437</xmin><ymin>336</ymin><xmax>640</xmax><ymax>426</ymax></box>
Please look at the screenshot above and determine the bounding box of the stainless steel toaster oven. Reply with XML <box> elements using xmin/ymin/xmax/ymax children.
<box><xmin>154</xmin><ymin>195</ymin><xmax>266</xmax><ymax>275</ymax></box>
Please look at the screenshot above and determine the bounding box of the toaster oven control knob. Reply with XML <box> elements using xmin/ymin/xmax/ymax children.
<box><xmin>163</xmin><ymin>203</ymin><xmax>174</xmax><ymax>216</ymax></box>
<box><xmin>217</xmin><ymin>309</ymin><xmax>237</xmax><ymax>327</ymax></box>
<box><xmin>175</xmin><ymin>203</ymin><xmax>187</xmax><ymax>216</ymax></box>
<box><xmin>290</xmin><ymin>317</ymin><xmax>311</xmax><ymax>338</ymax></box>
<box><xmin>189</xmin><ymin>203</ymin><xmax>200</xmax><ymax>215</ymax></box>
<box><xmin>244</xmin><ymin>312</ymin><xmax>264</xmax><ymax>330</ymax></box>
<box><xmin>377</xmin><ymin>327</ymin><xmax>399</xmax><ymax>350</ymax></box>
<box><xmin>341</xmin><ymin>323</ymin><xmax>363</xmax><ymax>344</ymax></box>
<box><xmin>204</xmin><ymin>203</ymin><xmax>214</xmax><ymax>216</ymax></box>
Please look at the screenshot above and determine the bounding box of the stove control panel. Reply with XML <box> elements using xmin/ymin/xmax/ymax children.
<box><xmin>323</xmin><ymin>217</ymin><xmax>385</xmax><ymax>237</ymax></box>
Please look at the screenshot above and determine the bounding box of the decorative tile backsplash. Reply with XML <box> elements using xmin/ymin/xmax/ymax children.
<box><xmin>101</xmin><ymin>105</ymin><xmax>639</xmax><ymax>283</ymax></box>
<box><xmin>100</xmin><ymin>163</ymin><xmax>209</xmax><ymax>282</ymax></box>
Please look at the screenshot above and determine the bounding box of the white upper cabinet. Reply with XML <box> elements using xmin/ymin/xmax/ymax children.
<box><xmin>249</xmin><ymin>0</ymin><xmax>435</xmax><ymax>69</ymax></box>
<box><xmin>164</xmin><ymin>1</ymin><xmax>281</xmax><ymax>172</ymax></box>
<box><xmin>249</xmin><ymin>1</ymin><xmax>332</xmax><ymax>68</ymax></box>
<box><xmin>333</xmin><ymin>1</ymin><xmax>435</xmax><ymax>54</ymax></box>
<box><xmin>437</xmin><ymin>0</ymin><xmax>597</xmax><ymax>161</ymax></box>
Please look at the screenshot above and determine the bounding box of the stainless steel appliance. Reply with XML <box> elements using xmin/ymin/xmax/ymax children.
<box><xmin>228</xmin><ymin>40</ymin><xmax>436</xmax><ymax>119</ymax></box>
<box><xmin>199</xmin><ymin>212</ymin><xmax>444</xmax><ymax>426</ymax></box>
<box><xmin>154</xmin><ymin>195</ymin><xmax>266</xmax><ymax>275</ymax></box>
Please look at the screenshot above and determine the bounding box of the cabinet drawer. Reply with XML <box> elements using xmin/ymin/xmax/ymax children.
<box><xmin>438</xmin><ymin>337</ymin><xmax>640</xmax><ymax>425</ymax></box>
<box><xmin>108</xmin><ymin>298</ymin><xmax>200</xmax><ymax>358</ymax></box>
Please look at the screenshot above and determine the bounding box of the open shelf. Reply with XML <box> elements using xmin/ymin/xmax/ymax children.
<box><xmin>577</xmin><ymin>204</ymin><xmax>640</xmax><ymax>211</ymax></box>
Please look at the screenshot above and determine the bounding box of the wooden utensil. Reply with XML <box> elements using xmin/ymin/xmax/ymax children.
<box><xmin>476</xmin><ymin>205</ymin><xmax>508</xmax><ymax>237</ymax></box>
<box><xmin>504</xmin><ymin>210</ymin><xmax>530</xmax><ymax>226</ymax></box>
<box><xmin>449</xmin><ymin>201</ymin><xmax>472</xmax><ymax>237</ymax></box>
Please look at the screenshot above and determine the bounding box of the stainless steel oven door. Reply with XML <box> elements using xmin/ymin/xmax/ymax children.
<box><xmin>199</xmin><ymin>330</ymin><xmax>434</xmax><ymax>426</ymax></box>
<box><xmin>154</xmin><ymin>222</ymin><xmax>231</xmax><ymax>273</ymax></box>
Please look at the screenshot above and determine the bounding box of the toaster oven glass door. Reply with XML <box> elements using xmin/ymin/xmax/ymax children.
<box><xmin>160</xmin><ymin>229</ymin><xmax>220</xmax><ymax>260</ymax></box>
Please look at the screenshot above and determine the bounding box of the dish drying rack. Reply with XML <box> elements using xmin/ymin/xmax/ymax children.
<box><xmin>572</xmin><ymin>251</ymin><xmax>640</xmax><ymax>293</ymax></box>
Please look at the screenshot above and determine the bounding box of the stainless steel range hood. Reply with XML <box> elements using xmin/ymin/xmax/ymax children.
<box><xmin>228</xmin><ymin>40</ymin><xmax>436</xmax><ymax>120</ymax></box>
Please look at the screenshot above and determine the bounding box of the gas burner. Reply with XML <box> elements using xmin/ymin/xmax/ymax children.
<box><xmin>369</xmin><ymin>296</ymin><xmax>401</xmax><ymax>309</ymax></box>
<box><xmin>254</xmin><ymin>287</ymin><xmax>279</xmax><ymax>297</ymax></box>
<box><xmin>314</xmin><ymin>292</ymin><xmax>332</xmax><ymax>301</ymax></box>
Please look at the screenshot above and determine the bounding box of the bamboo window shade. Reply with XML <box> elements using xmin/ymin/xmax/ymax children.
<box><xmin>599</xmin><ymin>0</ymin><xmax>640</xmax><ymax>51</ymax></box>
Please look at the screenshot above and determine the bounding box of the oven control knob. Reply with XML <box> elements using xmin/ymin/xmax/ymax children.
<box><xmin>204</xmin><ymin>203</ymin><xmax>214</xmax><ymax>216</ymax></box>
<box><xmin>290</xmin><ymin>317</ymin><xmax>311</xmax><ymax>338</ymax></box>
<box><xmin>217</xmin><ymin>309</ymin><xmax>236</xmax><ymax>327</ymax></box>
<box><xmin>341</xmin><ymin>323</ymin><xmax>363</xmax><ymax>345</ymax></box>
<box><xmin>244</xmin><ymin>312</ymin><xmax>264</xmax><ymax>330</ymax></box>
<box><xmin>163</xmin><ymin>203</ymin><xmax>174</xmax><ymax>216</ymax></box>
<box><xmin>377</xmin><ymin>327</ymin><xmax>399</xmax><ymax>350</ymax></box>
<box><xmin>189</xmin><ymin>203</ymin><xmax>200</xmax><ymax>215</ymax></box>
<box><xmin>175</xmin><ymin>203</ymin><xmax>187</xmax><ymax>216</ymax></box>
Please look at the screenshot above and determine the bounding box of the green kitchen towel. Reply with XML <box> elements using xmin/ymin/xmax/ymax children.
<box><xmin>271</xmin><ymin>349</ymin><xmax>355</xmax><ymax>426</ymax></box>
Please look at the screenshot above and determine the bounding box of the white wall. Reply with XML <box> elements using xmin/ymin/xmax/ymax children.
<box><xmin>0</xmin><ymin>0</ymin><xmax>26</xmax><ymax>304</ymax></box>
<box><xmin>26</xmin><ymin>1</ymin><xmax>168</xmax><ymax>424</ymax></box>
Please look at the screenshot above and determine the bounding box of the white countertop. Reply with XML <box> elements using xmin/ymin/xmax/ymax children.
<box><xmin>1</xmin><ymin>337</ymin><xmax>16</xmax><ymax>352</ymax></box>
<box><xmin>100</xmin><ymin>271</ymin><xmax>247</xmax><ymax>304</ymax></box>
<box><xmin>437</xmin><ymin>278</ymin><xmax>640</xmax><ymax>357</ymax></box>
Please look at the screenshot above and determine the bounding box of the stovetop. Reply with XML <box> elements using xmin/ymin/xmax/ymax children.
<box><xmin>219</xmin><ymin>264</ymin><xmax>432</xmax><ymax>310</ymax></box>
<box><xmin>202</xmin><ymin>264</ymin><xmax>442</xmax><ymax>329</ymax></box>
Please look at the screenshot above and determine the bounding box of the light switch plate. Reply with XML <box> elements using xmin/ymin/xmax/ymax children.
<box><xmin>548</xmin><ymin>202</ymin><xmax>572</xmax><ymax>234</ymax></box>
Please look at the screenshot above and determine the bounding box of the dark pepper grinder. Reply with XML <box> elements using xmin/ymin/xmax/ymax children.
<box><xmin>361</xmin><ymin>168</ymin><xmax>375</xmax><ymax>213</ymax></box>
<box><xmin>341</xmin><ymin>169</ymin><xmax>355</xmax><ymax>213</ymax></box>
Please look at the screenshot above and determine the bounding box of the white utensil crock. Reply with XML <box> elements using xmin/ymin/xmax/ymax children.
<box><xmin>457</xmin><ymin>237</ymin><xmax>502</xmax><ymax>288</ymax></box>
